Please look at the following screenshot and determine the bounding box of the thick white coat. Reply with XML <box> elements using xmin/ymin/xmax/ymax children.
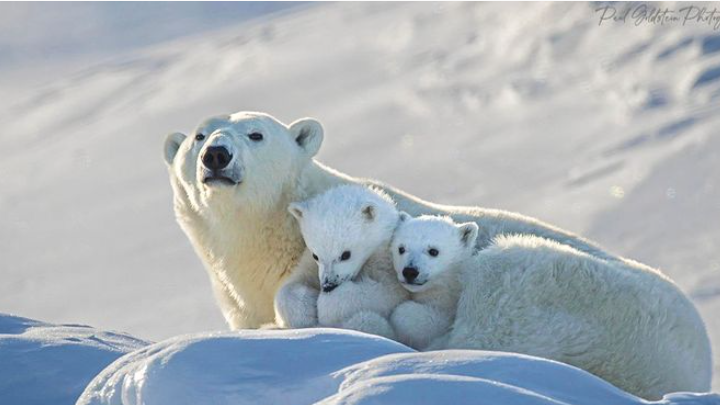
<box><xmin>164</xmin><ymin>111</ymin><xmax>711</xmax><ymax>399</ymax></box>
<box><xmin>446</xmin><ymin>234</ymin><xmax>712</xmax><ymax>400</ymax></box>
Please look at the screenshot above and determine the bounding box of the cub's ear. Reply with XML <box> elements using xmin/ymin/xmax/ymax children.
<box><xmin>458</xmin><ymin>222</ymin><xmax>479</xmax><ymax>248</ymax></box>
<box><xmin>289</xmin><ymin>118</ymin><xmax>324</xmax><ymax>158</ymax></box>
<box><xmin>398</xmin><ymin>212</ymin><xmax>411</xmax><ymax>223</ymax></box>
<box><xmin>288</xmin><ymin>202</ymin><xmax>306</xmax><ymax>222</ymax></box>
<box><xmin>164</xmin><ymin>132</ymin><xmax>187</xmax><ymax>166</ymax></box>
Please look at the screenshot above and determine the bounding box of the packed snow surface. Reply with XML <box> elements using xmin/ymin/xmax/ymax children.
<box><xmin>76</xmin><ymin>328</ymin><xmax>718</xmax><ymax>405</ymax></box>
<box><xmin>0</xmin><ymin>314</ymin><xmax>148</xmax><ymax>405</ymax></box>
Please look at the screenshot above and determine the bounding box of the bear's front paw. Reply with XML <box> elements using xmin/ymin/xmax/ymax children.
<box><xmin>391</xmin><ymin>301</ymin><xmax>444</xmax><ymax>350</ymax></box>
<box><xmin>317</xmin><ymin>281</ymin><xmax>362</xmax><ymax>326</ymax></box>
<box><xmin>342</xmin><ymin>311</ymin><xmax>396</xmax><ymax>340</ymax></box>
<box><xmin>274</xmin><ymin>284</ymin><xmax>319</xmax><ymax>328</ymax></box>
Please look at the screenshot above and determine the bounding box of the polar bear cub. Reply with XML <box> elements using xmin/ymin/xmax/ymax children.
<box><xmin>389</xmin><ymin>214</ymin><xmax>479</xmax><ymax>350</ymax></box>
<box><xmin>274</xmin><ymin>185</ymin><xmax>409</xmax><ymax>339</ymax></box>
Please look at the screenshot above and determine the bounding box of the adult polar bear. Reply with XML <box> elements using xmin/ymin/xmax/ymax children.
<box><xmin>163</xmin><ymin>111</ymin><xmax>711</xmax><ymax>399</ymax></box>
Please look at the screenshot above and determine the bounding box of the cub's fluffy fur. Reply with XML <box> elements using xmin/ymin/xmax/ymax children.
<box><xmin>389</xmin><ymin>214</ymin><xmax>478</xmax><ymax>350</ymax></box>
<box><xmin>275</xmin><ymin>185</ymin><xmax>408</xmax><ymax>339</ymax></box>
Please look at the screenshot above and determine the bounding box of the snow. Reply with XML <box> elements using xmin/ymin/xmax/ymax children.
<box><xmin>73</xmin><ymin>327</ymin><xmax>717</xmax><ymax>405</ymax></box>
<box><xmin>1</xmin><ymin>0</ymin><xmax>720</xmax><ymax>398</ymax></box>
<box><xmin>4</xmin><ymin>314</ymin><xmax>717</xmax><ymax>405</ymax></box>
<box><xmin>0</xmin><ymin>3</ymin><xmax>307</xmax><ymax>91</ymax></box>
<box><xmin>0</xmin><ymin>314</ymin><xmax>148</xmax><ymax>405</ymax></box>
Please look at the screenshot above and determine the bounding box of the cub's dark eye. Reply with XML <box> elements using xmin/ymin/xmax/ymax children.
<box><xmin>340</xmin><ymin>251</ymin><xmax>351</xmax><ymax>261</ymax></box>
<box><xmin>428</xmin><ymin>248</ymin><xmax>439</xmax><ymax>257</ymax></box>
<box><xmin>195</xmin><ymin>133</ymin><xmax>205</xmax><ymax>141</ymax></box>
<box><xmin>398</xmin><ymin>246</ymin><xmax>406</xmax><ymax>255</ymax></box>
<box><xmin>248</xmin><ymin>132</ymin><xmax>264</xmax><ymax>141</ymax></box>
<box><xmin>312</xmin><ymin>253</ymin><xmax>318</xmax><ymax>261</ymax></box>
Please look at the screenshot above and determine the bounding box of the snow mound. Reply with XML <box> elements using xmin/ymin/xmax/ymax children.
<box><xmin>0</xmin><ymin>313</ymin><xmax>149</xmax><ymax>405</ymax></box>
<box><xmin>77</xmin><ymin>328</ymin><xmax>411</xmax><ymax>405</ymax></box>
<box><xmin>77</xmin><ymin>328</ymin><xmax>720</xmax><ymax>405</ymax></box>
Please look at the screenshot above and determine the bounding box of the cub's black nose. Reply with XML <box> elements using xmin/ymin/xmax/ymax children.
<box><xmin>202</xmin><ymin>146</ymin><xmax>232</xmax><ymax>170</ymax></box>
<box><xmin>402</xmin><ymin>267</ymin><xmax>419</xmax><ymax>282</ymax></box>
<box><xmin>322</xmin><ymin>283</ymin><xmax>338</xmax><ymax>293</ymax></box>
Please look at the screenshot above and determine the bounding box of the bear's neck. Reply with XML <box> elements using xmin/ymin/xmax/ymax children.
<box><xmin>293</xmin><ymin>159</ymin><xmax>358</xmax><ymax>200</ymax></box>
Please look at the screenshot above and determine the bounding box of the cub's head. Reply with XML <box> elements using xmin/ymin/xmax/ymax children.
<box><xmin>163</xmin><ymin>112</ymin><xmax>323</xmax><ymax>215</ymax></box>
<box><xmin>391</xmin><ymin>215</ymin><xmax>479</xmax><ymax>293</ymax></box>
<box><xmin>288</xmin><ymin>185</ymin><xmax>398</xmax><ymax>293</ymax></box>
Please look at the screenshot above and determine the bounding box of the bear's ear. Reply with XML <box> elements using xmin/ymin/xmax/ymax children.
<box><xmin>362</xmin><ymin>204</ymin><xmax>375</xmax><ymax>222</ymax></box>
<box><xmin>163</xmin><ymin>132</ymin><xmax>187</xmax><ymax>166</ymax></box>
<box><xmin>289</xmin><ymin>118</ymin><xmax>324</xmax><ymax>158</ymax></box>
<box><xmin>458</xmin><ymin>222</ymin><xmax>479</xmax><ymax>248</ymax></box>
<box><xmin>288</xmin><ymin>202</ymin><xmax>306</xmax><ymax>222</ymax></box>
<box><xmin>398</xmin><ymin>212</ymin><xmax>411</xmax><ymax>223</ymax></box>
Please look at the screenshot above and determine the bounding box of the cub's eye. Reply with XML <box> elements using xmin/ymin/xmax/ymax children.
<box><xmin>312</xmin><ymin>253</ymin><xmax>319</xmax><ymax>261</ymax></box>
<box><xmin>398</xmin><ymin>246</ymin><xmax>406</xmax><ymax>255</ymax></box>
<box><xmin>248</xmin><ymin>132</ymin><xmax>264</xmax><ymax>141</ymax></box>
<box><xmin>340</xmin><ymin>251</ymin><xmax>351</xmax><ymax>261</ymax></box>
<box><xmin>195</xmin><ymin>133</ymin><xmax>205</xmax><ymax>141</ymax></box>
<box><xmin>428</xmin><ymin>248</ymin><xmax>439</xmax><ymax>257</ymax></box>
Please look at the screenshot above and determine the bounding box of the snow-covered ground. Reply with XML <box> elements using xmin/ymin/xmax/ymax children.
<box><xmin>0</xmin><ymin>3</ymin><xmax>306</xmax><ymax>89</ymax></box>
<box><xmin>76</xmin><ymin>327</ymin><xmax>718</xmax><ymax>405</ymax></box>
<box><xmin>1</xmin><ymin>0</ymin><xmax>719</xmax><ymax>395</ymax></box>
<box><xmin>0</xmin><ymin>314</ymin><xmax>711</xmax><ymax>405</ymax></box>
<box><xmin>0</xmin><ymin>314</ymin><xmax>147</xmax><ymax>405</ymax></box>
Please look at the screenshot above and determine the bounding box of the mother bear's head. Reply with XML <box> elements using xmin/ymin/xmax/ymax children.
<box><xmin>163</xmin><ymin>112</ymin><xmax>324</xmax><ymax>216</ymax></box>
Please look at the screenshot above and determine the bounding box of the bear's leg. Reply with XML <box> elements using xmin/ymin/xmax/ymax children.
<box><xmin>274</xmin><ymin>282</ymin><xmax>319</xmax><ymax>329</ymax></box>
<box><xmin>342</xmin><ymin>311</ymin><xmax>396</xmax><ymax>340</ymax></box>
<box><xmin>391</xmin><ymin>301</ymin><xmax>450</xmax><ymax>350</ymax></box>
<box><xmin>210</xmin><ymin>276</ymin><xmax>247</xmax><ymax>330</ymax></box>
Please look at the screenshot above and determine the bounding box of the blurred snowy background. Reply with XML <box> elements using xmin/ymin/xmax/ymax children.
<box><xmin>0</xmin><ymin>1</ymin><xmax>718</xmax><ymax>390</ymax></box>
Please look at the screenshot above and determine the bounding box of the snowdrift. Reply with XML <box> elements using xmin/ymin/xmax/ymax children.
<box><xmin>2</xmin><ymin>314</ymin><xmax>718</xmax><ymax>405</ymax></box>
<box><xmin>0</xmin><ymin>314</ymin><xmax>148</xmax><ymax>405</ymax></box>
<box><xmin>75</xmin><ymin>326</ymin><xmax>718</xmax><ymax>405</ymax></box>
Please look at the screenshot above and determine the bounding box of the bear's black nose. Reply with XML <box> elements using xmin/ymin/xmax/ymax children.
<box><xmin>202</xmin><ymin>146</ymin><xmax>232</xmax><ymax>170</ymax></box>
<box><xmin>402</xmin><ymin>267</ymin><xmax>419</xmax><ymax>282</ymax></box>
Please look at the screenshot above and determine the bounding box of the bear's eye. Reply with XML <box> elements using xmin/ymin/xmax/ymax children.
<box><xmin>340</xmin><ymin>251</ymin><xmax>351</xmax><ymax>261</ymax></box>
<box><xmin>398</xmin><ymin>246</ymin><xmax>406</xmax><ymax>255</ymax></box>
<box><xmin>248</xmin><ymin>132</ymin><xmax>264</xmax><ymax>141</ymax></box>
<box><xmin>195</xmin><ymin>133</ymin><xmax>205</xmax><ymax>141</ymax></box>
<box><xmin>312</xmin><ymin>253</ymin><xmax>319</xmax><ymax>261</ymax></box>
<box><xmin>428</xmin><ymin>248</ymin><xmax>439</xmax><ymax>257</ymax></box>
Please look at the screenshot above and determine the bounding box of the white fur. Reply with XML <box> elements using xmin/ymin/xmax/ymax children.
<box><xmin>164</xmin><ymin>111</ymin><xmax>711</xmax><ymax>399</ymax></box>
<box><xmin>389</xmin><ymin>214</ymin><xmax>478</xmax><ymax>350</ymax></box>
<box><xmin>273</xmin><ymin>251</ymin><xmax>319</xmax><ymax>329</ymax></box>
<box><xmin>276</xmin><ymin>185</ymin><xmax>408</xmax><ymax>339</ymax></box>
<box><xmin>444</xmin><ymin>234</ymin><xmax>712</xmax><ymax>400</ymax></box>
